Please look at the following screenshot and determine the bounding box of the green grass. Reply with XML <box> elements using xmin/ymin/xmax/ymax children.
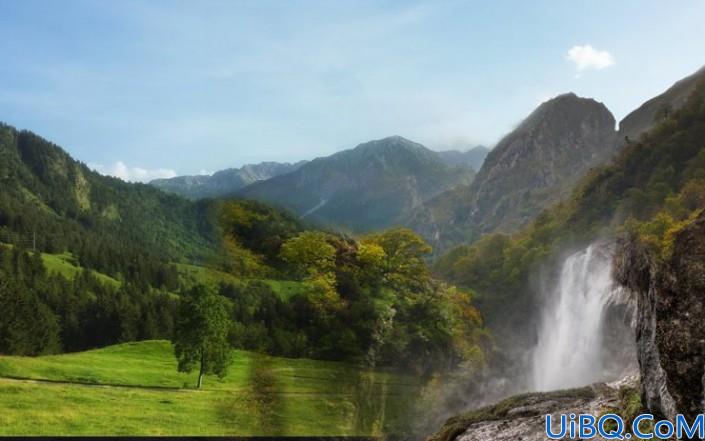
<box><xmin>36</xmin><ymin>254</ymin><xmax>304</xmax><ymax>300</ymax></box>
<box><xmin>176</xmin><ymin>263</ymin><xmax>305</xmax><ymax>300</ymax></box>
<box><xmin>41</xmin><ymin>251</ymin><xmax>121</xmax><ymax>288</ymax></box>
<box><xmin>0</xmin><ymin>340</ymin><xmax>420</xmax><ymax>436</ymax></box>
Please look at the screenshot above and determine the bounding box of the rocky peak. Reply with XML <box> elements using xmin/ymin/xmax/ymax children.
<box><xmin>465</xmin><ymin>93</ymin><xmax>617</xmax><ymax>232</ymax></box>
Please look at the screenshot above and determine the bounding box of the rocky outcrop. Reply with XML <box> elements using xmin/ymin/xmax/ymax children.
<box><xmin>428</xmin><ymin>377</ymin><xmax>638</xmax><ymax>441</ymax></box>
<box><xmin>614</xmin><ymin>210</ymin><xmax>705</xmax><ymax>420</ymax></box>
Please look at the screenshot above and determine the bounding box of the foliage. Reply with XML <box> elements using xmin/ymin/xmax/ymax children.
<box><xmin>217</xmin><ymin>199</ymin><xmax>304</xmax><ymax>276</ymax></box>
<box><xmin>0</xmin><ymin>122</ymin><xmax>214</xmax><ymax>289</ymax></box>
<box><xmin>216</xmin><ymin>208</ymin><xmax>487</xmax><ymax>375</ymax></box>
<box><xmin>173</xmin><ymin>286</ymin><xmax>232</xmax><ymax>387</ymax></box>
<box><xmin>0</xmin><ymin>245</ymin><xmax>177</xmax><ymax>355</ymax></box>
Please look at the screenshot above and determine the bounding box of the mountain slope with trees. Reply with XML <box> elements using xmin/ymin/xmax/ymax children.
<box><xmin>238</xmin><ymin>136</ymin><xmax>475</xmax><ymax>232</ymax></box>
<box><xmin>0</xmin><ymin>123</ymin><xmax>216</xmax><ymax>270</ymax></box>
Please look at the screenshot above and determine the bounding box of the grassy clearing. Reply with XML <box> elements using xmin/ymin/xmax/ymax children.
<box><xmin>0</xmin><ymin>340</ymin><xmax>420</xmax><ymax>436</ymax></box>
<box><xmin>35</xmin><ymin>254</ymin><xmax>303</xmax><ymax>300</ymax></box>
<box><xmin>41</xmin><ymin>251</ymin><xmax>121</xmax><ymax>288</ymax></box>
<box><xmin>176</xmin><ymin>262</ymin><xmax>305</xmax><ymax>300</ymax></box>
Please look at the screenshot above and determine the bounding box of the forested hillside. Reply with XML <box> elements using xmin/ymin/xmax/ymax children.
<box><xmin>0</xmin><ymin>123</ymin><xmax>216</xmax><ymax>274</ymax></box>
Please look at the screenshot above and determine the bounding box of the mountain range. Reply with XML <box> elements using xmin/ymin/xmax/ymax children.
<box><xmin>4</xmin><ymin>66</ymin><xmax>703</xmax><ymax>262</ymax></box>
<box><xmin>150</xmin><ymin>161</ymin><xmax>307</xmax><ymax>200</ymax></box>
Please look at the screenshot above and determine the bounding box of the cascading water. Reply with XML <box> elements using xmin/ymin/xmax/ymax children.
<box><xmin>532</xmin><ymin>244</ymin><xmax>625</xmax><ymax>391</ymax></box>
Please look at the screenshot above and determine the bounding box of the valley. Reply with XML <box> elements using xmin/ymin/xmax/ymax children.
<box><xmin>1</xmin><ymin>7</ymin><xmax>704</xmax><ymax>437</ymax></box>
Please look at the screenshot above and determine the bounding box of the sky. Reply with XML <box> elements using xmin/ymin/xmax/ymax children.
<box><xmin>1</xmin><ymin>0</ymin><xmax>705</xmax><ymax>181</ymax></box>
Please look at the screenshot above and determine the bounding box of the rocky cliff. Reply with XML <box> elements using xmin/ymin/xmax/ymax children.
<box><xmin>614</xmin><ymin>209</ymin><xmax>705</xmax><ymax>420</ymax></box>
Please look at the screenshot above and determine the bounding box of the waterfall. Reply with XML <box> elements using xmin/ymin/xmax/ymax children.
<box><xmin>532</xmin><ymin>244</ymin><xmax>622</xmax><ymax>391</ymax></box>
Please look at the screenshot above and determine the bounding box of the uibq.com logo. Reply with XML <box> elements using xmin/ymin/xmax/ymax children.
<box><xmin>546</xmin><ymin>413</ymin><xmax>705</xmax><ymax>439</ymax></box>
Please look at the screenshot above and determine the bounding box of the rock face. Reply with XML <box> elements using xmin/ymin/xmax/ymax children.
<box><xmin>238</xmin><ymin>136</ymin><xmax>475</xmax><ymax>232</ymax></box>
<box><xmin>614</xmin><ymin>210</ymin><xmax>705</xmax><ymax>420</ymax></box>
<box><xmin>466</xmin><ymin>93</ymin><xmax>617</xmax><ymax>233</ymax></box>
<box><xmin>150</xmin><ymin>161</ymin><xmax>306</xmax><ymax>199</ymax></box>
<box><xmin>407</xmin><ymin>93</ymin><xmax>618</xmax><ymax>253</ymax></box>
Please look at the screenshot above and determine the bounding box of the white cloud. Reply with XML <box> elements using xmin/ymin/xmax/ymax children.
<box><xmin>90</xmin><ymin>161</ymin><xmax>177</xmax><ymax>183</ymax></box>
<box><xmin>566</xmin><ymin>45</ymin><xmax>615</xmax><ymax>71</ymax></box>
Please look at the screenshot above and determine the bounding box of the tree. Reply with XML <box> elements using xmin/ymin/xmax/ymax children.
<box><xmin>173</xmin><ymin>285</ymin><xmax>232</xmax><ymax>388</ymax></box>
<box><xmin>280</xmin><ymin>231</ymin><xmax>336</xmax><ymax>278</ymax></box>
<box><xmin>362</xmin><ymin>228</ymin><xmax>432</xmax><ymax>291</ymax></box>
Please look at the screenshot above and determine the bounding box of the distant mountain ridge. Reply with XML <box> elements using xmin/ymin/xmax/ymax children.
<box><xmin>437</xmin><ymin>145</ymin><xmax>490</xmax><ymax>171</ymax></box>
<box><xmin>237</xmin><ymin>136</ymin><xmax>475</xmax><ymax>232</ymax></box>
<box><xmin>150</xmin><ymin>160</ymin><xmax>306</xmax><ymax>199</ymax></box>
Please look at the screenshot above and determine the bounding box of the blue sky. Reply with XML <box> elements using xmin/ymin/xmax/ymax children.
<box><xmin>1</xmin><ymin>0</ymin><xmax>704</xmax><ymax>181</ymax></box>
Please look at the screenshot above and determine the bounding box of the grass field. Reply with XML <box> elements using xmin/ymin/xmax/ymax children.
<box><xmin>0</xmin><ymin>340</ymin><xmax>421</xmax><ymax>436</ymax></box>
<box><xmin>41</xmin><ymin>251</ymin><xmax>122</xmax><ymax>288</ymax></box>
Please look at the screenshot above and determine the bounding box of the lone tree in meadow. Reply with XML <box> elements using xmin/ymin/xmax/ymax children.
<box><xmin>173</xmin><ymin>285</ymin><xmax>232</xmax><ymax>388</ymax></box>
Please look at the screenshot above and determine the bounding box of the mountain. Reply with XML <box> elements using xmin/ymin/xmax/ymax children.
<box><xmin>150</xmin><ymin>161</ymin><xmax>306</xmax><ymax>200</ymax></box>
<box><xmin>0</xmin><ymin>123</ymin><xmax>215</xmax><ymax>265</ymax></box>
<box><xmin>406</xmin><ymin>93</ymin><xmax>618</xmax><ymax>252</ymax></box>
<box><xmin>618</xmin><ymin>66</ymin><xmax>705</xmax><ymax>143</ymax></box>
<box><xmin>434</xmin><ymin>68</ymin><xmax>705</xmax><ymax>335</ymax></box>
<box><xmin>437</xmin><ymin>146</ymin><xmax>490</xmax><ymax>171</ymax></box>
<box><xmin>238</xmin><ymin>136</ymin><xmax>475</xmax><ymax>232</ymax></box>
<box><xmin>467</xmin><ymin>93</ymin><xmax>617</xmax><ymax>230</ymax></box>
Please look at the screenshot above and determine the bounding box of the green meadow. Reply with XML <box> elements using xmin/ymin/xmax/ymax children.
<box><xmin>0</xmin><ymin>340</ymin><xmax>421</xmax><ymax>436</ymax></box>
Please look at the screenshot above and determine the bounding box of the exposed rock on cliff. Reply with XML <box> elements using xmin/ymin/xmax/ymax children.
<box><xmin>614</xmin><ymin>210</ymin><xmax>705</xmax><ymax>420</ymax></box>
